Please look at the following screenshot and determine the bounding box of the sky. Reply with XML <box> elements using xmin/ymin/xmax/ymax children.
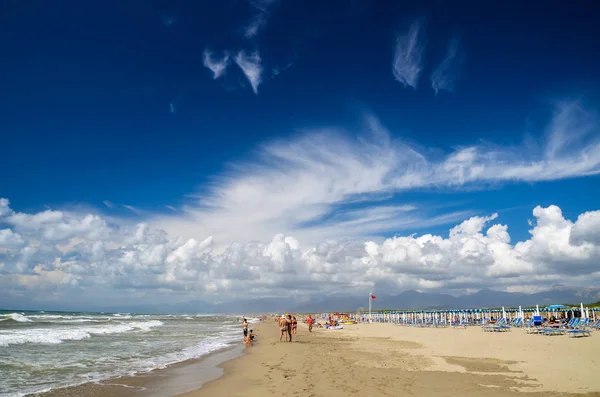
<box><xmin>1</xmin><ymin>0</ymin><xmax>600</xmax><ymax>311</ymax></box>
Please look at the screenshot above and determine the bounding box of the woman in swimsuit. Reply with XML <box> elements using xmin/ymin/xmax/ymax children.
<box><xmin>286</xmin><ymin>315</ymin><xmax>293</xmax><ymax>342</ymax></box>
<box><xmin>292</xmin><ymin>316</ymin><xmax>298</xmax><ymax>336</ymax></box>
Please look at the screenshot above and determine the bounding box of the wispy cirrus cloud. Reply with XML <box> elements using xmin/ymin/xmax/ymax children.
<box><xmin>202</xmin><ymin>49</ymin><xmax>230</xmax><ymax>79</ymax></box>
<box><xmin>431</xmin><ymin>37</ymin><xmax>464</xmax><ymax>94</ymax></box>
<box><xmin>234</xmin><ymin>50</ymin><xmax>263</xmax><ymax>94</ymax></box>
<box><xmin>243</xmin><ymin>0</ymin><xmax>279</xmax><ymax>38</ymax></box>
<box><xmin>244</xmin><ymin>13</ymin><xmax>267</xmax><ymax>38</ymax></box>
<box><xmin>392</xmin><ymin>19</ymin><xmax>426</xmax><ymax>89</ymax></box>
<box><xmin>153</xmin><ymin>100</ymin><xmax>600</xmax><ymax>246</ymax></box>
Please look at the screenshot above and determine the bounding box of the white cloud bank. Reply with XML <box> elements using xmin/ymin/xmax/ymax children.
<box><xmin>393</xmin><ymin>19</ymin><xmax>426</xmax><ymax>89</ymax></box>
<box><xmin>1</xmin><ymin>198</ymin><xmax>600</xmax><ymax>308</ymax></box>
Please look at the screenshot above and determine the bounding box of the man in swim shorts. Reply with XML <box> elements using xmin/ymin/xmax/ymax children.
<box><xmin>279</xmin><ymin>315</ymin><xmax>288</xmax><ymax>342</ymax></box>
<box><xmin>242</xmin><ymin>318</ymin><xmax>249</xmax><ymax>339</ymax></box>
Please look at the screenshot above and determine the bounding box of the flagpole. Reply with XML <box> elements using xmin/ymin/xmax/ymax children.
<box><xmin>369</xmin><ymin>292</ymin><xmax>372</xmax><ymax>323</ymax></box>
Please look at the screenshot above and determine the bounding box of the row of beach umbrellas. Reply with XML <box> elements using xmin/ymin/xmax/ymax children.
<box><xmin>352</xmin><ymin>304</ymin><xmax>598</xmax><ymax>322</ymax></box>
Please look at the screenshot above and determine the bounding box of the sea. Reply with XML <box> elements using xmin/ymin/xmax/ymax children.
<box><xmin>0</xmin><ymin>310</ymin><xmax>251</xmax><ymax>397</ymax></box>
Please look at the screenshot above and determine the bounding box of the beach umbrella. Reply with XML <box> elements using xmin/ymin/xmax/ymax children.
<box><xmin>546</xmin><ymin>304</ymin><xmax>568</xmax><ymax>310</ymax></box>
<box><xmin>502</xmin><ymin>306</ymin><xmax>506</xmax><ymax>319</ymax></box>
<box><xmin>580</xmin><ymin>303</ymin><xmax>585</xmax><ymax>318</ymax></box>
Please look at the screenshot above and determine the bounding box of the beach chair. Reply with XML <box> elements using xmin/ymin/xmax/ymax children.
<box><xmin>483</xmin><ymin>317</ymin><xmax>510</xmax><ymax>332</ymax></box>
<box><xmin>567</xmin><ymin>320</ymin><xmax>591</xmax><ymax>338</ymax></box>
<box><xmin>511</xmin><ymin>317</ymin><xmax>522</xmax><ymax>327</ymax></box>
<box><xmin>539</xmin><ymin>317</ymin><xmax>574</xmax><ymax>336</ymax></box>
<box><xmin>525</xmin><ymin>316</ymin><xmax>544</xmax><ymax>334</ymax></box>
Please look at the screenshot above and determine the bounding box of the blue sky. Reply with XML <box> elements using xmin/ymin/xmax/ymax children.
<box><xmin>1</xmin><ymin>0</ymin><xmax>600</xmax><ymax>310</ymax></box>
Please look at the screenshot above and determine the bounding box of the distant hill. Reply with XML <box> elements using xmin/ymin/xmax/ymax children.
<box><xmin>8</xmin><ymin>285</ymin><xmax>599</xmax><ymax>314</ymax></box>
<box><xmin>289</xmin><ymin>285</ymin><xmax>600</xmax><ymax>313</ymax></box>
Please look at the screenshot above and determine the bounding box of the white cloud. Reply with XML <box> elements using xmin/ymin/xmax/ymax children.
<box><xmin>392</xmin><ymin>19</ymin><xmax>426</xmax><ymax>89</ymax></box>
<box><xmin>244</xmin><ymin>13</ymin><xmax>267</xmax><ymax>38</ymax></box>
<box><xmin>571</xmin><ymin>210</ymin><xmax>600</xmax><ymax>245</ymax></box>
<box><xmin>1</xmin><ymin>197</ymin><xmax>600</xmax><ymax>308</ymax></box>
<box><xmin>0</xmin><ymin>229</ymin><xmax>24</xmax><ymax>247</ymax></box>
<box><xmin>103</xmin><ymin>200</ymin><xmax>115</xmax><ymax>209</ymax></box>
<box><xmin>234</xmin><ymin>50</ymin><xmax>263</xmax><ymax>94</ymax></box>
<box><xmin>431</xmin><ymin>37</ymin><xmax>464</xmax><ymax>94</ymax></box>
<box><xmin>153</xmin><ymin>101</ymin><xmax>600</xmax><ymax>245</ymax></box>
<box><xmin>243</xmin><ymin>0</ymin><xmax>279</xmax><ymax>39</ymax></box>
<box><xmin>202</xmin><ymin>49</ymin><xmax>230</xmax><ymax>79</ymax></box>
<box><xmin>122</xmin><ymin>205</ymin><xmax>141</xmax><ymax>216</ymax></box>
<box><xmin>0</xmin><ymin>198</ymin><xmax>12</xmax><ymax>217</ymax></box>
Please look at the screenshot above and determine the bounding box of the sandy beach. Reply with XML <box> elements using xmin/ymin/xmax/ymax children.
<box><xmin>178</xmin><ymin>320</ymin><xmax>600</xmax><ymax>397</ymax></box>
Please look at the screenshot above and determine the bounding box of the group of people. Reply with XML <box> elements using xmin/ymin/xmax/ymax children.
<box><xmin>276</xmin><ymin>314</ymin><xmax>320</xmax><ymax>341</ymax></box>
<box><xmin>241</xmin><ymin>317</ymin><xmax>256</xmax><ymax>345</ymax></box>
<box><xmin>240</xmin><ymin>314</ymin><xmax>323</xmax><ymax>345</ymax></box>
<box><xmin>278</xmin><ymin>314</ymin><xmax>299</xmax><ymax>342</ymax></box>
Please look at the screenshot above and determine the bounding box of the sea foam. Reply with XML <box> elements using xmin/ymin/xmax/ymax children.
<box><xmin>0</xmin><ymin>320</ymin><xmax>164</xmax><ymax>347</ymax></box>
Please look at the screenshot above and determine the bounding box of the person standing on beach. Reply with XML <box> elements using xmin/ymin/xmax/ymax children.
<box><xmin>292</xmin><ymin>316</ymin><xmax>298</xmax><ymax>336</ymax></box>
<box><xmin>242</xmin><ymin>318</ymin><xmax>249</xmax><ymax>339</ymax></box>
<box><xmin>279</xmin><ymin>315</ymin><xmax>288</xmax><ymax>342</ymax></box>
<box><xmin>307</xmin><ymin>315</ymin><xmax>314</xmax><ymax>333</ymax></box>
<box><xmin>286</xmin><ymin>314</ymin><xmax>293</xmax><ymax>342</ymax></box>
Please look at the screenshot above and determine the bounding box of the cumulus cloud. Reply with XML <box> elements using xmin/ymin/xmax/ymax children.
<box><xmin>431</xmin><ymin>37</ymin><xmax>464</xmax><ymax>94</ymax></box>
<box><xmin>1</xmin><ymin>197</ymin><xmax>600</xmax><ymax>308</ymax></box>
<box><xmin>202</xmin><ymin>49</ymin><xmax>230</xmax><ymax>79</ymax></box>
<box><xmin>154</xmin><ymin>100</ymin><xmax>600</xmax><ymax>246</ymax></box>
<box><xmin>392</xmin><ymin>19</ymin><xmax>426</xmax><ymax>89</ymax></box>
<box><xmin>0</xmin><ymin>198</ymin><xmax>12</xmax><ymax>217</ymax></box>
<box><xmin>234</xmin><ymin>50</ymin><xmax>263</xmax><ymax>94</ymax></box>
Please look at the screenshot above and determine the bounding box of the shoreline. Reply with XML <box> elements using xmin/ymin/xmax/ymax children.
<box><xmin>27</xmin><ymin>339</ymin><xmax>248</xmax><ymax>397</ymax></box>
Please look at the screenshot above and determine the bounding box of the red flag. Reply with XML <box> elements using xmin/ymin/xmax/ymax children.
<box><xmin>370</xmin><ymin>294</ymin><xmax>376</xmax><ymax>300</ymax></box>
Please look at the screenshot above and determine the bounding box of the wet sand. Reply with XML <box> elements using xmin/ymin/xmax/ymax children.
<box><xmin>28</xmin><ymin>344</ymin><xmax>245</xmax><ymax>397</ymax></box>
<box><xmin>178</xmin><ymin>320</ymin><xmax>600</xmax><ymax>397</ymax></box>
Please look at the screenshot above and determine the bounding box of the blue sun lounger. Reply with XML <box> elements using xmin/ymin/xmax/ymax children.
<box><xmin>540</xmin><ymin>318</ymin><xmax>577</xmax><ymax>335</ymax></box>
<box><xmin>566</xmin><ymin>318</ymin><xmax>592</xmax><ymax>338</ymax></box>
<box><xmin>483</xmin><ymin>317</ymin><xmax>510</xmax><ymax>332</ymax></box>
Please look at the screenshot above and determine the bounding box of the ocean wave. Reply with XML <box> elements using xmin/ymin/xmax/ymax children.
<box><xmin>0</xmin><ymin>320</ymin><xmax>164</xmax><ymax>347</ymax></box>
<box><xmin>0</xmin><ymin>313</ymin><xmax>32</xmax><ymax>323</ymax></box>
